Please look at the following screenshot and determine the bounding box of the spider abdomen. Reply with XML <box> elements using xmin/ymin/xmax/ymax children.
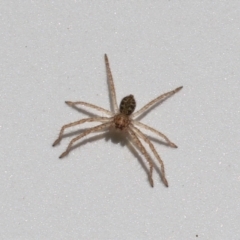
<box><xmin>119</xmin><ymin>95</ymin><xmax>136</xmax><ymax>115</ymax></box>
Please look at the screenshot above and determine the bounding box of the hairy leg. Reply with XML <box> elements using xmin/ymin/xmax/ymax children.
<box><xmin>128</xmin><ymin>128</ymin><xmax>154</xmax><ymax>187</ymax></box>
<box><xmin>132</xmin><ymin>120</ymin><xmax>177</xmax><ymax>148</ymax></box>
<box><xmin>132</xmin><ymin>86</ymin><xmax>183</xmax><ymax>118</ymax></box>
<box><xmin>131</xmin><ymin>125</ymin><xmax>169</xmax><ymax>187</ymax></box>
<box><xmin>59</xmin><ymin>122</ymin><xmax>111</xmax><ymax>158</ymax></box>
<box><xmin>65</xmin><ymin>101</ymin><xmax>113</xmax><ymax>116</ymax></box>
<box><xmin>104</xmin><ymin>54</ymin><xmax>118</xmax><ymax>113</ymax></box>
<box><xmin>53</xmin><ymin>117</ymin><xmax>111</xmax><ymax>146</ymax></box>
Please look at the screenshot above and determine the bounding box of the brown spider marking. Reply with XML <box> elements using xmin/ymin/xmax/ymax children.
<box><xmin>53</xmin><ymin>54</ymin><xmax>183</xmax><ymax>187</ymax></box>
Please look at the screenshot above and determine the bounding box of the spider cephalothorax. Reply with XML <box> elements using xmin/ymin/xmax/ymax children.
<box><xmin>53</xmin><ymin>54</ymin><xmax>182</xmax><ymax>187</ymax></box>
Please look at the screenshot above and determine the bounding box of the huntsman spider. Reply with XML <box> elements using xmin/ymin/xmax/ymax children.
<box><xmin>53</xmin><ymin>54</ymin><xmax>183</xmax><ymax>187</ymax></box>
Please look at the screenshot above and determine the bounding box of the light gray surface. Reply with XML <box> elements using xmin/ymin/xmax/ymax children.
<box><xmin>1</xmin><ymin>1</ymin><xmax>240</xmax><ymax>239</ymax></box>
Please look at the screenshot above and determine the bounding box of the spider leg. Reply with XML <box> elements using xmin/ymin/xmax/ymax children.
<box><xmin>59</xmin><ymin>122</ymin><xmax>111</xmax><ymax>158</ymax></box>
<box><xmin>131</xmin><ymin>125</ymin><xmax>169</xmax><ymax>187</ymax></box>
<box><xmin>65</xmin><ymin>101</ymin><xmax>113</xmax><ymax>116</ymax></box>
<box><xmin>132</xmin><ymin>120</ymin><xmax>177</xmax><ymax>148</ymax></box>
<box><xmin>104</xmin><ymin>54</ymin><xmax>119</xmax><ymax>113</ymax></box>
<box><xmin>53</xmin><ymin>117</ymin><xmax>111</xmax><ymax>146</ymax></box>
<box><xmin>128</xmin><ymin>128</ymin><xmax>154</xmax><ymax>187</ymax></box>
<box><xmin>132</xmin><ymin>86</ymin><xmax>183</xmax><ymax>118</ymax></box>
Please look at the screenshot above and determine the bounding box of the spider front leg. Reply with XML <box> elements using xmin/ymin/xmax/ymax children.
<box><xmin>128</xmin><ymin>128</ymin><xmax>154</xmax><ymax>187</ymax></box>
<box><xmin>104</xmin><ymin>54</ymin><xmax>118</xmax><ymax>113</ymax></box>
<box><xmin>59</xmin><ymin>122</ymin><xmax>111</xmax><ymax>158</ymax></box>
<box><xmin>52</xmin><ymin>117</ymin><xmax>110</xmax><ymax>146</ymax></box>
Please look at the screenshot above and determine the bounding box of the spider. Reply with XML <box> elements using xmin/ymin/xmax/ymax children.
<box><xmin>53</xmin><ymin>54</ymin><xmax>183</xmax><ymax>187</ymax></box>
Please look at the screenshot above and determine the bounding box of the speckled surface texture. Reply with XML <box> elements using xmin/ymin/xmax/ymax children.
<box><xmin>1</xmin><ymin>1</ymin><xmax>240</xmax><ymax>239</ymax></box>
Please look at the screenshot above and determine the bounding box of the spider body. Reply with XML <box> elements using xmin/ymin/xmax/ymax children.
<box><xmin>53</xmin><ymin>54</ymin><xmax>183</xmax><ymax>187</ymax></box>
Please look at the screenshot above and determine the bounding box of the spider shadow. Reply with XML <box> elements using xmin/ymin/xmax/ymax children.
<box><xmin>58</xmin><ymin>126</ymin><xmax>169</xmax><ymax>187</ymax></box>
<box><xmin>106</xmin><ymin>129</ymin><xmax>170</xmax><ymax>187</ymax></box>
<box><xmin>105</xmin><ymin>129</ymin><xmax>162</xmax><ymax>186</ymax></box>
